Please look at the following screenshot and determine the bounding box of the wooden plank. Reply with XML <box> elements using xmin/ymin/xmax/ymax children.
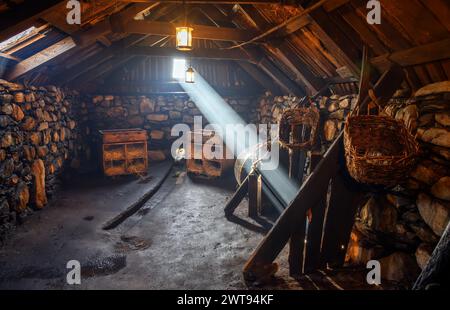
<box><xmin>323</xmin><ymin>0</ymin><xmax>350</xmax><ymax>12</ymax></box>
<box><xmin>117</xmin><ymin>20</ymin><xmax>259</xmax><ymax>42</ymax></box>
<box><xmin>304</xmin><ymin>153</ymin><xmax>328</xmax><ymax>273</ymax></box>
<box><xmin>224</xmin><ymin>176</ymin><xmax>249</xmax><ymax>217</ymax></box>
<box><xmin>339</xmin><ymin>5</ymin><xmax>388</xmax><ymax>55</ymax></box>
<box><xmin>237</xmin><ymin>5</ymin><xmax>322</xmax><ymax>93</ymax></box>
<box><xmin>122</xmin><ymin>46</ymin><xmax>255</xmax><ymax>62</ymax></box>
<box><xmin>6</xmin><ymin>37</ymin><xmax>76</xmax><ymax>80</ymax></box>
<box><xmin>288</xmin><ymin>214</ymin><xmax>307</xmax><ymax>276</ymax></box>
<box><xmin>370</xmin><ymin>38</ymin><xmax>450</xmax><ymax>71</ymax></box>
<box><xmin>351</xmin><ymin>0</ymin><xmax>412</xmax><ymax>51</ymax></box>
<box><xmin>380</xmin><ymin>0</ymin><xmax>448</xmax><ymax>46</ymax></box>
<box><xmin>248</xmin><ymin>172</ymin><xmax>261</xmax><ymax>218</ymax></box>
<box><xmin>320</xmin><ymin>170</ymin><xmax>361</xmax><ymax>267</ymax></box>
<box><xmin>422</xmin><ymin>0</ymin><xmax>450</xmax><ymax>32</ymax></box>
<box><xmin>72</xmin><ymin>3</ymin><xmax>156</xmax><ymax>46</ymax></box>
<box><xmin>243</xmin><ymin>132</ymin><xmax>342</xmax><ymax>276</ymax></box>
<box><xmin>308</xmin><ymin>7</ymin><xmax>361</xmax><ymax>77</ymax></box>
<box><xmin>69</xmin><ymin>55</ymin><xmax>135</xmax><ymax>87</ymax></box>
<box><xmin>304</xmin><ymin>191</ymin><xmax>328</xmax><ymax>273</ymax></box>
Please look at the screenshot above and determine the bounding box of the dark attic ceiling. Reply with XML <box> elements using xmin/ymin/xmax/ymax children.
<box><xmin>0</xmin><ymin>0</ymin><xmax>449</xmax><ymax>96</ymax></box>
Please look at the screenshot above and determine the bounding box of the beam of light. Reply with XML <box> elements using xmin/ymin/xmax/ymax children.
<box><xmin>177</xmin><ymin>72</ymin><xmax>298</xmax><ymax>205</ymax></box>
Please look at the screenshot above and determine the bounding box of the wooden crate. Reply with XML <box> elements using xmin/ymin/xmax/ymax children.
<box><xmin>186</xmin><ymin>130</ymin><xmax>234</xmax><ymax>178</ymax></box>
<box><xmin>100</xmin><ymin>129</ymin><xmax>148</xmax><ymax>176</ymax></box>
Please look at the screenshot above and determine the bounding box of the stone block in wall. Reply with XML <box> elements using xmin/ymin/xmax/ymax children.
<box><xmin>169</xmin><ymin>111</ymin><xmax>181</xmax><ymax>119</ymax></box>
<box><xmin>379</xmin><ymin>252</ymin><xmax>420</xmax><ymax>283</ymax></box>
<box><xmin>417</xmin><ymin>193</ymin><xmax>450</xmax><ymax>236</ymax></box>
<box><xmin>127</xmin><ymin>115</ymin><xmax>145</xmax><ymax>127</ymax></box>
<box><xmin>417</xmin><ymin>127</ymin><xmax>450</xmax><ymax>148</ymax></box>
<box><xmin>150</xmin><ymin>130</ymin><xmax>165</xmax><ymax>140</ymax></box>
<box><xmin>430</xmin><ymin>177</ymin><xmax>450</xmax><ymax>201</ymax></box>
<box><xmin>146</xmin><ymin>114</ymin><xmax>168</xmax><ymax>122</ymax></box>
<box><xmin>140</xmin><ymin>97</ymin><xmax>155</xmax><ymax>114</ymax></box>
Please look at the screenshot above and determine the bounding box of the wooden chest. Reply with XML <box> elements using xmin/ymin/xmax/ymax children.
<box><xmin>100</xmin><ymin>129</ymin><xmax>148</xmax><ymax>176</ymax></box>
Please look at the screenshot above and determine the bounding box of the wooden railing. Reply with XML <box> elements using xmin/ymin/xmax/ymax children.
<box><xmin>242</xmin><ymin>63</ymin><xmax>406</xmax><ymax>280</ymax></box>
<box><xmin>242</xmin><ymin>133</ymin><xmax>363</xmax><ymax>278</ymax></box>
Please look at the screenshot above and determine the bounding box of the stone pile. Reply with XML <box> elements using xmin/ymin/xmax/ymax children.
<box><xmin>346</xmin><ymin>81</ymin><xmax>450</xmax><ymax>286</ymax></box>
<box><xmin>85</xmin><ymin>94</ymin><xmax>258</xmax><ymax>162</ymax></box>
<box><xmin>0</xmin><ymin>79</ymin><xmax>84</xmax><ymax>244</ymax></box>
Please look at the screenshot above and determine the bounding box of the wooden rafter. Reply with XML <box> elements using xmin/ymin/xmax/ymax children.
<box><xmin>113</xmin><ymin>20</ymin><xmax>259</xmax><ymax>42</ymax></box>
<box><xmin>371</xmin><ymin>38</ymin><xmax>450</xmax><ymax>71</ymax></box>
<box><xmin>6</xmin><ymin>37</ymin><xmax>77</xmax><ymax>81</ymax></box>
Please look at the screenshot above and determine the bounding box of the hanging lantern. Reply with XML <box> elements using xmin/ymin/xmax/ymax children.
<box><xmin>176</xmin><ymin>27</ymin><xmax>193</xmax><ymax>51</ymax></box>
<box><xmin>185</xmin><ymin>66</ymin><xmax>195</xmax><ymax>83</ymax></box>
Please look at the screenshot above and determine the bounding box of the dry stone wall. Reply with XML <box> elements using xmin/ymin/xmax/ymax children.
<box><xmin>0</xmin><ymin>79</ymin><xmax>87</xmax><ymax>244</ymax></box>
<box><xmin>346</xmin><ymin>82</ymin><xmax>450</xmax><ymax>287</ymax></box>
<box><xmin>83</xmin><ymin>94</ymin><xmax>259</xmax><ymax>162</ymax></box>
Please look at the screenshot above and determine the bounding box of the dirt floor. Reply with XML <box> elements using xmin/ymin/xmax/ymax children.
<box><xmin>0</xmin><ymin>161</ymin><xmax>394</xmax><ymax>290</ymax></box>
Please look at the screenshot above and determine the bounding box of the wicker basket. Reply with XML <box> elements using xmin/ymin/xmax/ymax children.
<box><xmin>344</xmin><ymin>114</ymin><xmax>419</xmax><ymax>186</ymax></box>
<box><xmin>278</xmin><ymin>107</ymin><xmax>320</xmax><ymax>150</ymax></box>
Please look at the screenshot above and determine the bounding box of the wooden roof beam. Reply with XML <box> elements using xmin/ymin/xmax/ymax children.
<box><xmin>371</xmin><ymin>38</ymin><xmax>450</xmax><ymax>72</ymax></box>
<box><xmin>113</xmin><ymin>20</ymin><xmax>259</xmax><ymax>42</ymax></box>
<box><xmin>6</xmin><ymin>37</ymin><xmax>76</xmax><ymax>81</ymax></box>
<box><xmin>72</xmin><ymin>3</ymin><xmax>160</xmax><ymax>46</ymax></box>
<box><xmin>236</xmin><ymin>5</ymin><xmax>321</xmax><ymax>94</ymax></box>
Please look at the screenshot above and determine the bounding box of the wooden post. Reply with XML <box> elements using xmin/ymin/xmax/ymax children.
<box><xmin>224</xmin><ymin>175</ymin><xmax>249</xmax><ymax>217</ymax></box>
<box><xmin>304</xmin><ymin>153</ymin><xmax>328</xmax><ymax>273</ymax></box>
<box><xmin>288</xmin><ymin>215</ymin><xmax>307</xmax><ymax>276</ymax></box>
<box><xmin>248</xmin><ymin>171</ymin><xmax>261</xmax><ymax>218</ymax></box>
<box><xmin>243</xmin><ymin>133</ymin><xmax>342</xmax><ymax>278</ymax></box>
<box><xmin>320</xmin><ymin>170</ymin><xmax>362</xmax><ymax>267</ymax></box>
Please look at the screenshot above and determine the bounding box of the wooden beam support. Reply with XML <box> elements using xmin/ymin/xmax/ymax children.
<box><xmin>115</xmin><ymin>20</ymin><xmax>259</xmax><ymax>42</ymax></box>
<box><xmin>248</xmin><ymin>172</ymin><xmax>262</xmax><ymax>218</ymax></box>
<box><xmin>121</xmin><ymin>46</ymin><xmax>256</xmax><ymax>62</ymax></box>
<box><xmin>224</xmin><ymin>176</ymin><xmax>250</xmax><ymax>217</ymax></box>
<box><xmin>72</xmin><ymin>3</ymin><xmax>157</xmax><ymax>46</ymax></box>
<box><xmin>6</xmin><ymin>37</ymin><xmax>76</xmax><ymax>81</ymax></box>
<box><xmin>243</xmin><ymin>132</ymin><xmax>342</xmax><ymax>275</ymax></box>
<box><xmin>371</xmin><ymin>38</ymin><xmax>450</xmax><ymax>72</ymax></box>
